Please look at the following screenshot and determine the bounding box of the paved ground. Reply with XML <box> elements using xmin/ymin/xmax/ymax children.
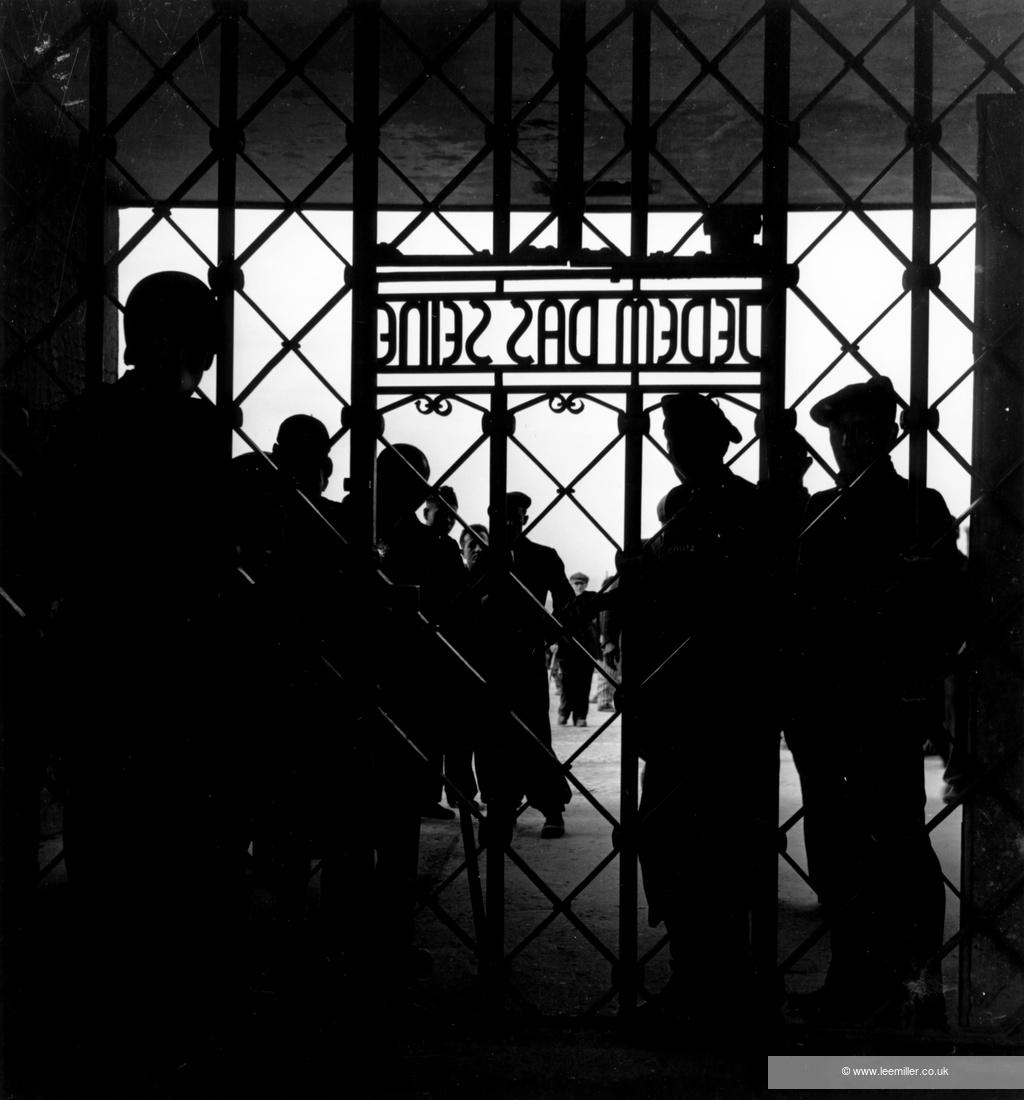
<box><xmin>412</xmin><ymin>685</ymin><xmax>962</xmax><ymax>1020</ymax></box>
<box><xmin>33</xmin><ymin>685</ymin><xmax>960</xmax><ymax>1023</ymax></box>
<box><xmin>23</xmin><ymin>690</ymin><xmax>964</xmax><ymax>1097</ymax></box>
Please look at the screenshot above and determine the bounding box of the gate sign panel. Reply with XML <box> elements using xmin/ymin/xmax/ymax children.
<box><xmin>377</xmin><ymin>288</ymin><xmax>764</xmax><ymax>372</ymax></box>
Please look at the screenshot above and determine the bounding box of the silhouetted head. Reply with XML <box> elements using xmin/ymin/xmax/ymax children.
<box><xmin>656</xmin><ymin>483</ymin><xmax>689</xmax><ymax>524</ymax></box>
<box><xmin>460</xmin><ymin>522</ymin><xmax>489</xmax><ymax>568</ymax></box>
<box><xmin>765</xmin><ymin>427</ymin><xmax>812</xmax><ymax>487</ymax></box>
<box><xmin>569</xmin><ymin>571</ymin><xmax>589</xmax><ymax>595</ymax></box>
<box><xmin>423</xmin><ymin>485</ymin><xmax>458</xmax><ymax>534</ymax></box>
<box><xmin>376</xmin><ymin>443</ymin><xmax>430</xmax><ymax>525</ymax></box>
<box><xmin>123</xmin><ymin>272</ymin><xmax>218</xmax><ymax>396</ymax></box>
<box><xmin>506</xmin><ymin>491</ymin><xmax>532</xmax><ymax>539</ymax></box>
<box><xmin>810</xmin><ymin>376</ymin><xmax>897</xmax><ymax>479</ymax></box>
<box><xmin>273</xmin><ymin>414</ymin><xmax>332</xmax><ymax>496</ymax></box>
<box><xmin>661</xmin><ymin>393</ymin><xmax>741</xmax><ymax>481</ymax></box>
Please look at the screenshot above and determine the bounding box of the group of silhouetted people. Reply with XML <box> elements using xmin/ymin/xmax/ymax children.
<box><xmin>622</xmin><ymin>384</ymin><xmax>961</xmax><ymax>1040</ymax></box>
<box><xmin>12</xmin><ymin>270</ymin><xmax>965</xmax><ymax>1079</ymax></box>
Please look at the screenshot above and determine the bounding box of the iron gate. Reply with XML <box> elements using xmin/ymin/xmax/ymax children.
<box><xmin>3</xmin><ymin>0</ymin><xmax>1024</xmax><ymax>1034</ymax></box>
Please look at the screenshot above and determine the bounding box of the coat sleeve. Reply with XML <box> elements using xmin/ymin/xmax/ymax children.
<box><xmin>547</xmin><ymin>549</ymin><xmax>575</xmax><ymax>615</ymax></box>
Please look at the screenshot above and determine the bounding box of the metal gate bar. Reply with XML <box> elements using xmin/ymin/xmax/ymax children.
<box><xmin>215</xmin><ymin>1</ymin><xmax>241</xmax><ymax>461</ymax></box>
<box><xmin>909</xmin><ymin>0</ymin><xmax>934</xmax><ymax>519</ymax></box>
<box><xmin>759</xmin><ymin>0</ymin><xmax>791</xmax><ymax>1003</ymax></box>
<box><xmin>84</xmin><ymin>0</ymin><xmax>112</xmax><ymax>392</ymax></box>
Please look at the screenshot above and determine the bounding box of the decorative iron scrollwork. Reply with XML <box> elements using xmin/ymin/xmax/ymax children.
<box><xmin>414</xmin><ymin>395</ymin><xmax>453</xmax><ymax>417</ymax></box>
<box><xmin>548</xmin><ymin>393</ymin><xmax>585</xmax><ymax>415</ymax></box>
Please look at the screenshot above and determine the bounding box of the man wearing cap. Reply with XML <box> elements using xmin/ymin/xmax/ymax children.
<box><xmin>230</xmin><ymin>414</ymin><xmax>349</xmax><ymax>908</ymax></box>
<box><xmin>788</xmin><ymin>375</ymin><xmax>962</xmax><ymax>1026</ymax></box>
<box><xmin>474</xmin><ymin>491</ymin><xmax>574</xmax><ymax>839</ymax></box>
<box><xmin>419</xmin><ymin>484</ymin><xmax>480</xmax><ymax>816</ymax></box>
<box><xmin>626</xmin><ymin>392</ymin><xmax>769</xmax><ymax>1033</ymax></box>
<box><xmin>338</xmin><ymin>443</ymin><xmax>469</xmax><ymax>1003</ymax></box>
<box><xmin>554</xmin><ymin>572</ymin><xmax>602</xmax><ymax>728</ymax></box>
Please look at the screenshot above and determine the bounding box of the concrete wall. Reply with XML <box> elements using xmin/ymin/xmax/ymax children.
<box><xmin>965</xmin><ymin>92</ymin><xmax>1024</xmax><ymax>1029</ymax></box>
<box><xmin>1</xmin><ymin>93</ymin><xmax>118</xmax><ymax>456</ymax></box>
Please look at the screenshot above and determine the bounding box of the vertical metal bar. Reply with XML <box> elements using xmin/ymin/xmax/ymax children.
<box><xmin>760</xmin><ymin>0</ymin><xmax>790</xmax><ymax>446</ymax></box>
<box><xmin>214</xmin><ymin>0</ymin><xmax>242</xmax><ymax>463</ymax></box>
<box><xmin>492</xmin><ymin>1</ymin><xmax>514</xmax><ymax>260</ymax></box>
<box><xmin>617</xmin><ymin>0</ymin><xmax>651</xmax><ymax>1015</ymax></box>
<box><xmin>350</xmin><ymin>0</ymin><xmax>381</xmax><ymax>543</ymax></box>
<box><xmin>557</xmin><ymin>0</ymin><xmax>586</xmax><ymax>257</ymax></box>
<box><xmin>758</xmin><ymin>0</ymin><xmax>791</xmax><ymax>1018</ymax></box>
<box><xmin>617</xmin><ymin>389</ymin><xmax>643</xmax><ymax>1016</ymax></box>
<box><xmin>484</xmin><ymin>383</ymin><xmax>509</xmax><ymax>1014</ymax></box>
<box><xmin>629</xmin><ymin>0</ymin><xmax>651</xmax><ymax>262</ymax></box>
<box><xmin>485</xmin><ymin>0</ymin><xmax>514</xmax><ymax>1012</ymax></box>
<box><xmin>908</xmin><ymin>0</ymin><xmax>934</xmax><ymax>527</ymax></box>
<box><xmin>83</xmin><ymin>0</ymin><xmax>113</xmax><ymax>392</ymax></box>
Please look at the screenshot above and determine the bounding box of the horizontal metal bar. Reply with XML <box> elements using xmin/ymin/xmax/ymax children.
<box><xmin>381</xmin><ymin>365</ymin><xmax>762</xmax><ymax>377</ymax></box>
<box><xmin>375</xmin><ymin>383</ymin><xmax>763</xmax><ymax>394</ymax></box>
<box><xmin>377</xmin><ymin>287</ymin><xmax>769</xmax><ymax>303</ymax></box>
<box><xmin>114</xmin><ymin>199</ymin><xmax>983</xmax><ymax>212</ymax></box>
<box><xmin>376</xmin><ymin>261</ymin><xmax>771</xmax><ymax>278</ymax></box>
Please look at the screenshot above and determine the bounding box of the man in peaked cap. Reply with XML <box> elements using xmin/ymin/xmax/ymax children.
<box><xmin>660</xmin><ymin>391</ymin><xmax>742</xmax><ymax>479</ymax></box>
<box><xmin>553</xmin><ymin>571</ymin><xmax>602</xmax><ymax>728</ymax></box>
<box><xmin>472</xmin><ymin>490</ymin><xmax>575</xmax><ymax>840</ymax></box>
<box><xmin>808</xmin><ymin>375</ymin><xmax>898</xmax><ymax>483</ymax></box>
<box><xmin>616</xmin><ymin>392</ymin><xmax>772</xmax><ymax>1038</ymax></box>
<box><xmin>809</xmin><ymin>374</ymin><xmax>897</xmax><ymax>424</ymax></box>
<box><xmin>788</xmin><ymin>374</ymin><xmax>963</xmax><ymax>1028</ymax></box>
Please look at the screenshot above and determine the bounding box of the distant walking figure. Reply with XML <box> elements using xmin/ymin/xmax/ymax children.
<box><xmin>555</xmin><ymin>572</ymin><xmax>602</xmax><ymax>728</ymax></box>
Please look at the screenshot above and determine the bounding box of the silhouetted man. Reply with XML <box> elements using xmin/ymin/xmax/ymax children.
<box><xmin>423</xmin><ymin>484</ymin><xmax>459</xmax><ymax>539</ymax></box>
<box><xmin>231</xmin><ymin>415</ymin><xmax>349</xmax><ymax>914</ymax></box>
<box><xmin>554</xmin><ymin>572</ymin><xmax>602</xmax><ymax>728</ymax></box>
<box><xmin>626</xmin><ymin>393</ymin><xmax>768</xmax><ymax>1035</ymax></box>
<box><xmin>460</xmin><ymin>523</ymin><xmax>489</xmax><ymax>570</ymax></box>
<box><xmin>346</xmin><ymin>443</ymin><xmax>467</xmax><ymax>1001</ymax></box>
<box><xmin>418</xmin><ymin>483</ymin><xmax>474</xmax><ymax>816</ymax></box>
<box><xmin>37</xmin><ymin>271</ymin><xmax>236</xmax><ymax>1073</ymax></box>
<box><xmin>474</xmin><ymin>491</ymin><xmax>573</xmax><ymax>840</ymax></box>
<box><xmin>788</xmin><ymin>376</ymin><xmax>960</xmax><ymax>1027</ymax></box>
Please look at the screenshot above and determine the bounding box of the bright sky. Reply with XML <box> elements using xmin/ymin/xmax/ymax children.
<box><xmin>119</xmin><ymin>207</ymin><xmax>975</xmax><ymax>582</ymax></box>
